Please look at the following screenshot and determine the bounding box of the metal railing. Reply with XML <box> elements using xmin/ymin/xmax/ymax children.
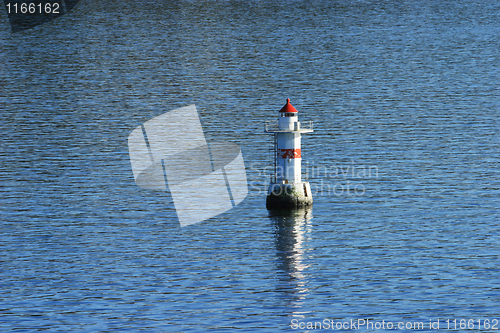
<box><xmin>264</xmin><ymin>120</ymin><xmax>313</xmax><ymax>132</ymax></box>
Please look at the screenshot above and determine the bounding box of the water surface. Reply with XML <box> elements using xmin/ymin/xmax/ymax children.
<box><xmin>1</xmin><ymin>0</ymin><xmax>499</xmax><ymax>331</ymax></box>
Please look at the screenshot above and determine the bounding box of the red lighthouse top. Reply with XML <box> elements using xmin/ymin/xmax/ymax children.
<box><xmin>279</xmin><ymin>98</ymin><xmax>298</xmax><ymax>113</ymax></box>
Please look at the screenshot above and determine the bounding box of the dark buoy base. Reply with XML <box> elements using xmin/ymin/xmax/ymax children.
<box><xmin>266</xmin><ymin>182</ymin><xmax>313</xmax><ymax>210</ymax></box>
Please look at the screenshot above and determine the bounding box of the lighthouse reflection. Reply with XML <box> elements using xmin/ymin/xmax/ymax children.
<box><xmin>270</xmin><ymin>209</ymin><xmax>313</xmax><ymax>312</ymax></box>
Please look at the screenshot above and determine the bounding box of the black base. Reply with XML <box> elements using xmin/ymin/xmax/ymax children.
<box><xmin>266</xmin><ymin>193</ymin><xmax>313</xmax><ymax>210</ymax></box>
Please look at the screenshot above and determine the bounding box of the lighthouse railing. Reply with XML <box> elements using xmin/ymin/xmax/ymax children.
<box><xmin>265</xmin><ymin>120</ymin><xmax>313</xmax><ymax>132</ymax></box>
<box><xmin>264</xmin><ymin>120</ymin><xmax>278</xmax><ymax>132</ymax></box>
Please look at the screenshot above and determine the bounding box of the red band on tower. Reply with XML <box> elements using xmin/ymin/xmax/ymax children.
<box><xmin>277</xmin><ymin>148</ymin><xmax>301</xmax><ymax>159</ymax></box>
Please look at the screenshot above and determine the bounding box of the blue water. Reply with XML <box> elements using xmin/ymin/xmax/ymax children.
<box><xmin>1</xmin><ymin>1</ymin><xmax>499</xmax><ymax>331</ymax></box>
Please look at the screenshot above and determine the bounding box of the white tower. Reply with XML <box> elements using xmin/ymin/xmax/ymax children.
<box><xmin>265</xmin><ymin>99</ymin><xmax>313</xmax><ymax>209</ymax></box>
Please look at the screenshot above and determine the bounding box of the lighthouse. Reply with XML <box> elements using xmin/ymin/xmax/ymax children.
<box><xmin>265</xmin><ymin>99</ymin><xmax>313</xmax><ymax>209</ymax></box>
